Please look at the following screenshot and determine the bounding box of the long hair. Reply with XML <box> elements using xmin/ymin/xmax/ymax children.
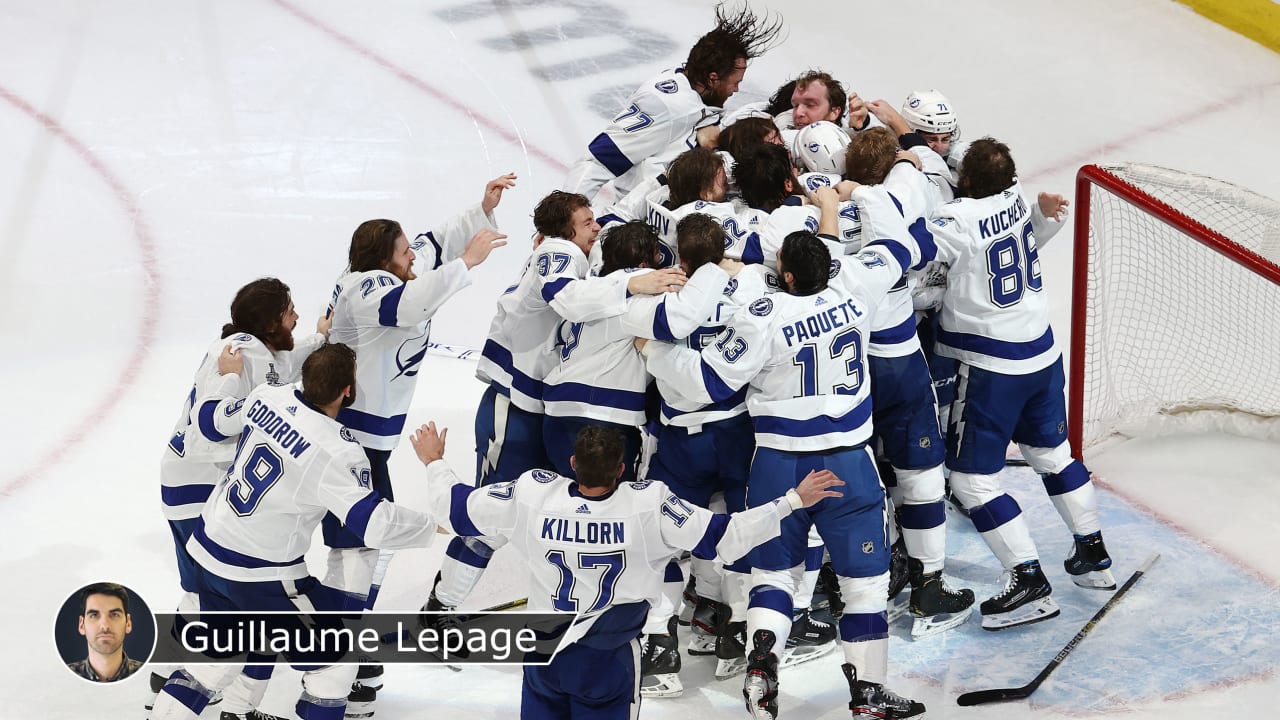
<box><xmin>600</xmin><ymin>221</ymin><xmax>660</xmax><ymax>276</ymax></box>
<box><xmin>684</xmin><ymin>3</ymin><xmax>785</xmax><ymax>88</ymax></box>
<box><xmin>221</xmin><ymin>278</ymin><xmax>291</xmax><ymax>341</ymax></box>
<box><xmin>348</xmin><ymin>219</ymin><xmax>403</xmax><ymax>273</ymax></box>
<box><xmin>533</xmin><ymin>190</ymin><xmax>591</xmax><ymax>241</ymax></box>
<box><xmin>666</xmin><ymin>147</ymin><xmax>724</xmax><ymax>208</ymax></box>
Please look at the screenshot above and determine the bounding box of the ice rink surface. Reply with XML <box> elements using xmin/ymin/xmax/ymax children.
<box><xmin>2</xmin><ymin>0</ymin><xmax>1279</xmax><ymax>717</ymax></box>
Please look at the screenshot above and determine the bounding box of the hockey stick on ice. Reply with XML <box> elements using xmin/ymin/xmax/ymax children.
<box><xmin>956</xmin><ymin>553</ymin><xmax>1159</xmax><ymax>706</ymax></box>
<box><xmin>442</xmin><ymin>597</ymin><xmax>530</xmax><ymax>672</ymax></box>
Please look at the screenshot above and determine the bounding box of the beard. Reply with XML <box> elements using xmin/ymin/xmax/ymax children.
<box><xmin>700</xmin><ymin>86</ymin><xmax>730</xmax><ymax>108</ymax></box>
<box><xmin>265</xmin><ymin>324</ymin><xmax>295</xmax><ymax>352</ymax></box>
<box><xmin>90</xmin><ymin>633</ymin><xmax>122</xmax><ymax>656</ymax></box>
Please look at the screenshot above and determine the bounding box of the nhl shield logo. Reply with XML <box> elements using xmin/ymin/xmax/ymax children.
<box><xmin>862</xmin><ymin>541</ymin><xmax>875</xmax><ymax>554</ymax></box>
<box><xmin>918</xmin><ymin>437</ymin><xmax>931</xmax><ymax>449</ymax></box>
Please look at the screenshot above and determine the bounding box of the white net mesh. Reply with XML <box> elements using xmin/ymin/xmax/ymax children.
<box><xmin>1078</xmin><ymin>163</ymin><xmax>1280</xmax><ymax>453</ymax></box>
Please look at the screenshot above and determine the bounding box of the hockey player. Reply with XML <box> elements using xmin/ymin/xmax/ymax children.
<box><xmin>788</xmin><ymin>70</ymin><xmax>846</xmax><ymax>130</ymax></box>
<box><xmin>324</xmin><ymin>174</ymin><xmax>511</xmax><ymax>711</ymax></box>
<box><xmin>927</xmin><ymin>137</ymin><xmax>1115</xmax><ymax>631</ymax></box>
<box><xmin>409</xmin><ymin>422</ymin><xmax>843</xmax><ymax>720</ymax></box>
<box><xmin>638</xmin><ymin>185</ymin><xmax>931</xmax><ymax>719</ymax></box>
<box><xmin>563</xmin><ymin>2</ymin><xmax>783</xmax><ymax>201</ymax></box>
<box><xmin>153</xmin><ymin>277</ymin><xmax>328</xmax><ymax>720</ymax></box>
<box><xmin>842</xmin><ymin>127</ymin><xmax>975</xmax><ymax>638</ymax></box>
<box><xmin>866</xmin><ymin>92</ymin><xmax>968</xmax><ymax>193</ymax></box>
<box><xmin>428</xmin><ymin>191</ymin><xmax>685</xmax><ymax>643</ymax></box>
<box><xmin>150</xmin><ymin>344</ymin><xmax>449</xmax><ymax>720</ymax></box>
<box><xmin>542</xmin><ymin>220</ymin><xmax>733</xmax><ymax>484</ymax></box>
<box><xmin>641</xmin><ymin>213</ymin><xmax>770</xmax><ymax>691</ymax></box>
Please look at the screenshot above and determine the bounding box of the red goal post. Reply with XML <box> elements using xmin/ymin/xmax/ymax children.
<box><xmin>1069</xmin><ymin>164</ymin><xmax>1280</xmax><ymax>458</ymax></box>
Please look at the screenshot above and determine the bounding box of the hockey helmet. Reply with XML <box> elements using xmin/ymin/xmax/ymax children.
<box><xmin>901</xmin><ymin>90</ymin><xmax>960</xmax><ymax>139</ymax></box>
<box><xmin>792</xmin><ymin>120</ymin><xmax>851</xmax><ymax>175</ymax></box>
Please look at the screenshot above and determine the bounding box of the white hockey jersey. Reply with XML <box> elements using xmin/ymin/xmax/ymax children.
<box><xmin>542</xmin><ymin>263</ymin><xmax>729</xmax><ymax>426</ymax></box>
<box><xmin>423</xmin><ymin>462</ymin><xmax>800</xmax><ymax>648</ymax></box>
<box><xmin>643</xmin><ymin>186</ymin><xmax>932</xmax><ymax>452</ymax></box>
<box><xmin>727</xmin><ymin>198</ymin><xmax>860</xmax><ymax>267</ymax></box>
<box><xmin>160</xmin><ymin>332</ymin><xmax>323</xmax><ymax>520</ymax></box>
<box><xmin>475</xmin><ymin>238</ymin><xmax>630</xmax><ymax>414</ymax></box>
<box><xmin>564</xmin><ymin>68</ymin><xmax>721</xmax><ymax>200</ymax></box>
<box><xmin>188</xmin><ymin>384</ymin><xmax>439</xmax><ymax>583</ymax></box>
<box><xmin>327</xmin><ymin>204</ymin><xmax>495</xmax><ymax>450</ymax></box>
<box><xmin>929</xmin><ymin>180</ymin><xmax>1066</xmax><ymax>375</ymax></box>
<box><xmin>655</xmin><ymin>265</ymin><xmax>770</xmax><ymax>428</ymax></box>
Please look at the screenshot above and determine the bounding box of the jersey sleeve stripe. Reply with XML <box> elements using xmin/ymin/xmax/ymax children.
<box><xmin>449</xmin><ymin>483</ymin><xmax>482</xmax><ymax>536</ymax></box>
<box><xmin>652</xmin><ymin>303</ymin><xmax>677</xmax><ymax>342</ymax></box>
<box><xmin>541</xmin><ymin>277</ymin><xmax>572</xmax><ymax>304</ymax></box>
<box><xmin>907</xmin><ymin>217</ymin><xmax>938</xmax><ymax>268</ymax></box>
<box><xmin>863</xmin><ymin>239</ymin><xmax>912</xmax><ymax>275</ymax></box>
<box><xmin>336</xmin><ymin>407</ymin><xmax>408</xmax><ymax>438</ymax></box>
<box><xmin>417</xmin><ymin>231</ymin><xmax>444</xmax><ymax>270</ymax></box>
<box><xmin>192</xmin><ymin>517</ymin><xmax>304</xmax><ymax>569</ymax></box>
<box><xmin>886</xmin><ymin>191</ymin><xmax>905</xmax><ymax>217</ymax></box>
<box><xmin>343</xmin><ymin>491</ymin><xmax>381</xmax><ymax>541</ymax></box>
<box><xmin>936</xmin><ymin>326</ymin><xmax>1054</xmax><ymax>361</ymax></box>
<box><xmin>196</xmin><ymin>400</ymin><xmax>234</xmax><ymax>442</ymax></box>
<box><xmin>377</xmin><ymin>284</ymin><xmax>406</xmax><ymax>327</ymax></box>
<box><xmin>588</xmin><ymin>133</ymin><xmax>635</xmax><ymax>178</ymax></box>
<box><xmin>690</xmin><ymin>513</ymin><xmax>730</xmax><ymax>560</ymax></box>
<box><xmin>700</xmin><ymin>358</ymin><xmax>739</xmax><ymax>404</ymax></box>
<box><xmin>161</xmin><ymin>484</ymin><xmax>216</xmax><ymax>508</ymax></box>
<box><xmin>751</xmin><ymin>401</ymin><xmax>872</xmax><ymax>439</ymax></box>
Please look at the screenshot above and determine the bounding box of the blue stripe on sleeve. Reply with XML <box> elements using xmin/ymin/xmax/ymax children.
<box><xmin>742</xmin><ymin>233</ymin><xmax>764</xmax><ymax>265</ymax></box>
<box><xmin>588</xmin><ymin>133</ymin><xmax>634</xmax><ymax>177</ymax></box>
<box><xmin>700</xmin><ymin>358</ymin><xmax>739</xmax><ymax>404</ymax></box>
<box><xmin>907</xmin><ymin>217</ymin><xmax>938</xmax><ymax>267</ymax></box>
<box><xmin>449</xmin><ymin>483</ymin><xmax>482</xmax><ymax>536</ymax></box>
<box><xmin>691</xmin><ymin>514</ymin><xmax>730</xmax><ymax>560</ymax></box>
<box><xmin>865</xmin><ymin>239</ymin><xmax>911</xmax><ymax>274</ymax></box>
<box><xmin>541</xmin><ymin>277</ymin><xmax>572</xmax><ymax>304</ymax></box>
<box><xmin>887</xmin><ymin>191</ymin><xmax>905</xmax><ymax>217</ymax></box>
<box><xmin>161</xmin><ymin>484</ymin><xmax>216</xmax><ymax>508</ymax></box>
<box><xmin>336</xmin><ymin>408</ymin><xmax>407</xmax><ymax>438</ymax></box>
<box><xmin>652</xmin><ymin>303</ymin><xmax>677</xmax><ymax>342</ymax></box>
<box><xmin>597</xmin><ymin>213</ymin><xmax>625</xmax><ymax>227</ymax></box>
<box><xmin>378</xmin><ymin>284</ymin><xmax>406</xmax><ymax>327</ymax></box>
<box><xmin>197</xmin><ymin>400</ymin><xmax>233</xmax><ymax>442</ymax></box>
<box><xmin>343</xmin><ymin>492</ymin><xmax>381</xmax><ymax>541</ymax></box>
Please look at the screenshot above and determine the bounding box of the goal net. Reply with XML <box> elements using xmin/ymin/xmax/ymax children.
<box><xmin>1069</xmin><ymin>163</ymin><xmax>1280</xmax><ymax>456</ymax></box>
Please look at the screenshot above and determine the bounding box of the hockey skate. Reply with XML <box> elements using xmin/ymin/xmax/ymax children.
<box><xmin>887</xmin><ymin>538</ymin><xmax>910</xmax><ymax>622</ymax></box>
<box><xmin>355</xmin><ymin>663</ymin><xmax>383</xmax><ymax>692</ymax></box>
<box><xmin>907</xmin><ymin>558</ymin><xmax>975</xmax><ymax>639</ymax></box>
<box><xmin>146</xmin><ymin>672</ymin><xmax>221</xmax><ymax>718</ymax></box>
<box><xmin>714</xmin><ymin>618</ymin><xmax>748</xmax><ymax>679</ymax></box>
<box><xmin>420</xmin><ymin>580</ymin><xmax>469</xmax><ymax>661</ymax></box>
<box><xmin>221</xmin><ymin>711</ymin><xmax>285</xmax><ymax>720</ymax></box>
<box><xmin>344</xmin><ymin>681</ymin><xmax>376</xmax><ymax>719</ymax></box>
<box><xmin>742</xmin><ymin>630</ymin><xmax>779</xmax><ymax>720</ymax></box>
<box><xmin>844</xmin><ymin>663</ymin><xmax>926</xmax><ymax>720</ymax></box>
<box><xmin>686</xmin><ymin>597</ymin><xmax>722</xmax><ymax>656</ymax></box>
<box><xmin>640</xmin><ymin>617</ymin><xmax>683</xmax><ymax>698</ymax></box>
<box><xmin>814</xmin><ymin>562</ymin><xmax>844</xmax><ymax>619</ymax></box>
<box><xmin>980</xmin><ymin>560</ymin><xmax>1060</xmax><ymax>630</ymax></box>
<box><xmin>1065</xmin><ymin>531</ymin><xmax>1117</xmax><ymax>590</ymax></box>
<box><xmin>781</xmin><ymin>609</ymin><xmax>836</xmax><ymax>668</ymax></box>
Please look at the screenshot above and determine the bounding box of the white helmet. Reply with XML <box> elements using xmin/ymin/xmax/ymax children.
<box><xmin>901</xmin><ymin>90</ymin><xmax>960</xmax><ymax>139</ymax></box>
<box><xmin>792</xmin><ymin>121</ymin><xmax>850</xmax><ymax>175</ymax></box>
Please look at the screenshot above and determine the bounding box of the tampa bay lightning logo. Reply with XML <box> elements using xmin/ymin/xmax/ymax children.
<box><xmin>748</xmin><ymin>297</ymin><xmax>773</xmax><ymax>316</ymax></box>
<box><xmin>393</xmin><ymin>324</ymin><xmax>432</xmax><ymax>381</ymax></box>
<box><xmin>806</xmin><ymin>174</ymin><xmax>831</xmax><ymax>192</ymax></box>
<box><xmin>806</xmin><ymin>142</ymin><xmax>821</xmax><ymax>153</ymax></box>
<box><xmin>340</xmin><ymin>427</ymin><xmax>358</xmax><ymax>443</ymax></box>
<box><xmin>532</xmin><ymin>469</ymin><xmax>557</xmax><ymax>483</ymax></box>
<box><xmin>909</xmin><ymin>98</ymin><xmax>921</xmax><ymax>108</ymax></box>
<box><xmin>804</xmin><ymin>216</ymin><xmax>819</xmax><ymax>233</ymax></box>
<box><xmin>932</xmin><ymin>218</ymin><xmax>950</xmax><ymax>227</ymax></box>
<box><xmin>237</xmin><ymin>334</ymin><xmax>252</xmax><ymax>342</ymax></box>
<box><xmin>724</xmin><ymin>278</ymin><xmax>738</xmax><ymax>295</ymax></box>
<box><xmin>628</xmin><ymin>479</ymin><xmax>652</xmax><ymax>490</ymax></box>
<box><xmin>694</xmin><ymin>200</ymin><xmax>708</xmax><ymax>210</ymax></box>
<box><xmin>351</xmin><ymin>467</ymin><xmax>372</xmax><ymax>488</ymax></box>
<box><xmin>655</xmin><ymin>79</ymin><xmax>678</xmax><ymax>94</ymax></box>
<box><xmin>829</xmin><ymin>259</ymin><xmax>841</xmax><ymax>278</ymax></box>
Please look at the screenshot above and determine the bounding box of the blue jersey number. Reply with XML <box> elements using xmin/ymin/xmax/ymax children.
<box><xmin>986</xmin><ymin>222</ymin><xmax>1040</xmax><ymax>307</ymax></box>
<box><xmin>792</xmin><ymin>327</ymin><xmax>863</xmax><ymax>397</ymax></box>
<box><xmin>546</xmin><ymin>550</ymin><xmax>626</xmax><ymax>613</ymax></box>
<box><xmin>226</xmin><ymin>443</ymin><xmax>284</xmax><ymax>516</ymax></box>
<box><xmin>536</xmin><ymin>252</ymin><xmax>572</xmax><ymax>277</ymax></box>
<box><xmin>615</xmin><ymin>104</ymin><xmax>654</xmax><ymax>133</ymax></box>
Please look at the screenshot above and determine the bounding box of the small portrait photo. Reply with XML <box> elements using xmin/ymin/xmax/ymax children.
<box><xmin>54</xmin><ymin>582</ymin><xmax>156</xmax><ymax>684</ymax></box>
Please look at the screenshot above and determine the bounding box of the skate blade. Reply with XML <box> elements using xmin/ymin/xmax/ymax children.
<box><xmin>344</xmin><ymin>702</ymin><xmax>376</xmax><ymax>719</ymax></box>
<box><xmin>742</xmin><ymin>686</ymin><xmax>776</xmax><ymax>720</ymax></box>
<box><xmin>887</xmin><ymin>593</ymin><xmax>911</xmax><ymax>623</ymax></box>
<box><xmin>716</xmin><ymin>656</ymin><xmax>747</xmax><ymax>679</ymax></box>
<box><xmin>687</xmin><ymin>637</ymin><xmax>717</xmax><ymax>656</ymax></box>
<box><xmin>981</xmin><ymin>596</ymin><xmax>1060</xmax><ymax>630</ymax></box>
<box><xmin>1070</xmin><ymin>568</ymin><xmax>1117</xmax><ymax>590</ymax></box>
<box><xmin>640</xmin><ymin>673</ymin><xmax>684</xmax><ymax>698</ymax></box>
<box><xmin>910</xmin><ymin>606</ymin><xmax>973</xmax><ymax>639</ymax></box>
<box><xmin>780</xmin><ymin>640</ymin><xmax>835</xmax><ymax>668</ymax></box>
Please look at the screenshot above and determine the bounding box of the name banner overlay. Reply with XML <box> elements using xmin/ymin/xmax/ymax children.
<box><xmin>153</xmin><ymin>612</ymin><xmax>577</xmax><ymax>666</ymax></box>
